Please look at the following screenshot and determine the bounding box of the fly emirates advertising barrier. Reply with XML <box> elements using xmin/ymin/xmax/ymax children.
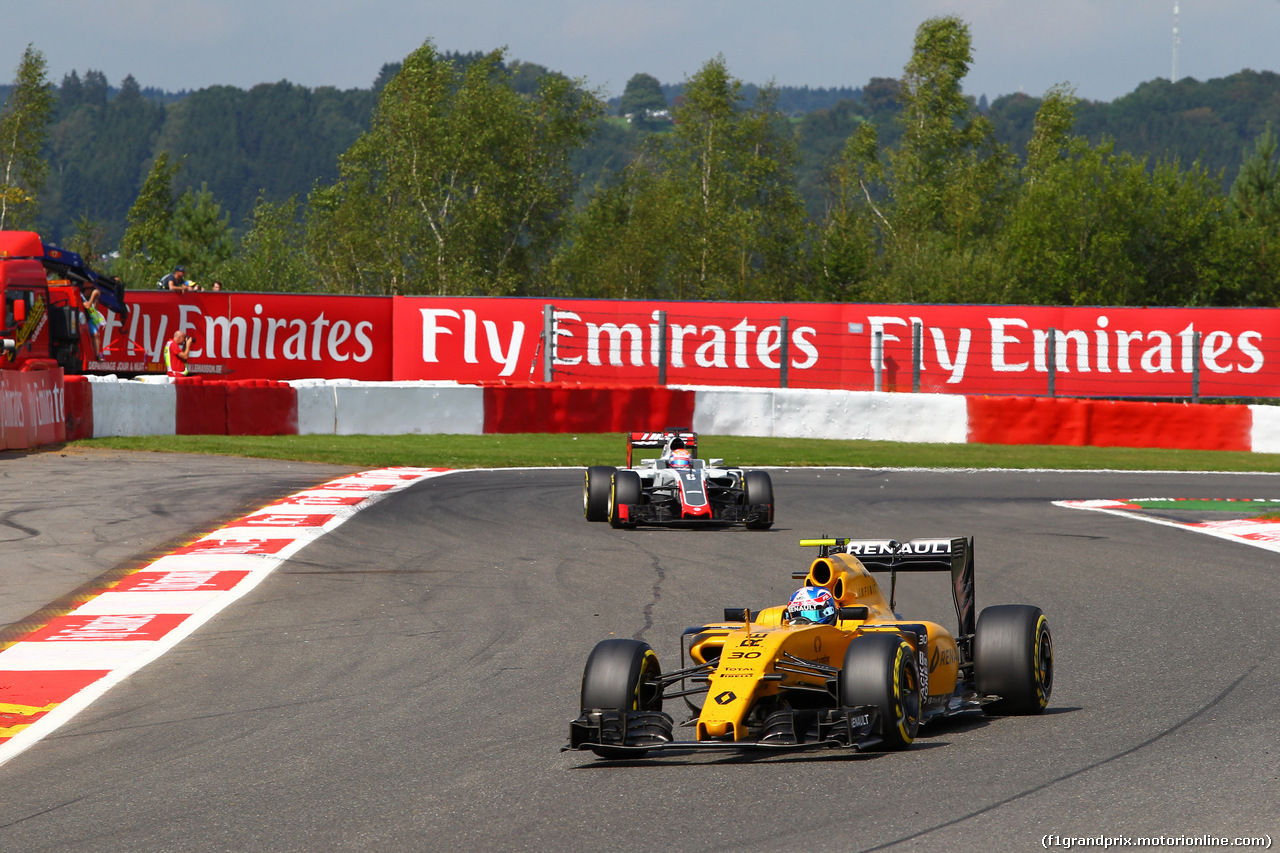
<box><xmin>109</xmin><ymin>293</ymin><xmax>1278</xmax><ymax>398</ymax></box>
<box><xmin>100</xmin><ymin>293</ymin><xmax>392</xmax><ymax>381</ymax></box>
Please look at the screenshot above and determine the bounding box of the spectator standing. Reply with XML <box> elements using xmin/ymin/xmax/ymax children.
<box><xmin>83</xmin><ymin>286</ymin><xmax>106</xmax><ymax>359</ymax></box>
<box><xmin>165</xmin><ymin>329</ymin><xmax>192</xmax><ymax>377</ymax></box>
<box><xmin>83</xmin><ymin>285</ymin><xmax>104</xmax><ymax>323</ymax></box>
<box><xmin>158</xmin><ymin>266</ymin><xmax>193</xmax><ymax>292</ymax></box>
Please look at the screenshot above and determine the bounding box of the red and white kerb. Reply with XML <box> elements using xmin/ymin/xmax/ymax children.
<box><xmin>0</xmin><ymin>467</ymin><xmax>451</xmax><ymax>766</ymax></box>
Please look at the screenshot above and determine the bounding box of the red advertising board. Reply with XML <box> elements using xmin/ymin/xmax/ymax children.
<box><xmin>392</xmin><ymin>297</ymin><xmax>853</xmax><ymax>385</ymax></box>
<box><xmin>0</xmin><ymin>367</ymin><xmax>65</xmax><ymax>450</ymax></box>
<box><xmin>393</xmin><ymin>297</ymin><xmax>1280</xmax><ymax>398</ymax></box>
<box><xmin>94</xmin><ymin>292</ymin><xmax>1280</xmax><ymax>398</ymax></box>
<box><xmin>100</xmin><ymin>292</ymin><xmax>392</xmax><ymax>381</ymax></box>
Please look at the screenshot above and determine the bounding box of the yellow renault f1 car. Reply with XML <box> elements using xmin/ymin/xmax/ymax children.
<box><xmin>566</xmin><ymin>536</ymin><xmax>1053</xmax><ymax>758</ymax></box>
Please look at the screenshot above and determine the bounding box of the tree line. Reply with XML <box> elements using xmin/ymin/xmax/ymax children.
<box><xmin>3</xmin><ymin>17</ymin><xmax>1280</xmax><ymax>306</ymax></box>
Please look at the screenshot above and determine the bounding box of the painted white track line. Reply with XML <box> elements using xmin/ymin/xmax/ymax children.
<box><xmin>0</xmin><ymin>467</ymin><xmax>451</xmax><ymax>768</ymax></box>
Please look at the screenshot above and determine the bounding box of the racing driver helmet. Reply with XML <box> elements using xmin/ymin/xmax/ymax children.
<box><xmin>786</xmin><ymin>586</ymin><xmax>837</xmax><ymax>625</ymax></box>
<box><xmin>669</xmin><ymin>448</ymin><xmax>693</xmax><ymax>469</ymax></box>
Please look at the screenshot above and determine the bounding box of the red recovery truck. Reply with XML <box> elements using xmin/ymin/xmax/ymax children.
<box><xmin>0</xmin><ymin>230</ymin><xmax>160</xmax><ymax>375</ymax></box>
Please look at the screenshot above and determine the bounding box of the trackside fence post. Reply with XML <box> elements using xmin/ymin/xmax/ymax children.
<box><xmin>656</xmin><ymin>310</ymin><xmax>668</xmax><ymax>386</ymax></box>
<box><xmin>543</xmin><ymin>304</ymin><xmax>554</xmax><ymax>383</ymax></box>
<box><xmin>911</xmin><ymin>320</ymin><xmax>922</xmax><ymax>393</ymax></box>
<box><xmin>1047</xmin><ymin>327</ymin><xmax>1056</xmax><ymax>398</ymax></box>
<box><xmin>780</xmin><ymin>316</ymin><xmax>789</xmax><ymax>388</ymax></box>
<box><xmin>1192</xmin><ymin>330</ymin><xmax>1201</xmax><ymax>404</ymax></box>
<box><xmin>872</xmin><ymin>329</ymin><xmax>884</xmax><ymax>393</ymax></box>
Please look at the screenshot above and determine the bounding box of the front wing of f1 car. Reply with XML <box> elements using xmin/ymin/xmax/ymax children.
<box><xmin>568</xmin><ymin>705</ymin><xmax>883</xmax><ymax>754</ymax></box>
<box><xmin>617</xmin><ymin>495</ymin><xmax>773</xmax><ymax>526</ymax></box>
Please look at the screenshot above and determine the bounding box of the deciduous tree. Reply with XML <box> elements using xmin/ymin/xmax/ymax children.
<box><xmin>1006</xmin><ymin>91</ymin><xmax>1232</xmax><ymax>307</ymax></box>
<box><xmin>0</xmin><ymin>44</ymin><xmax>54</xmax><ymax>230</ymax></box>
<box><xmin>812</xmin><ymin>125</ymin><xmax>882</xmax><ymax>300</ymax></box>
<box><xmin>659</xmin><ymin>57</ymin><xmax>806</xmax><ymax>300</ymax></box>
<box><xmin>553</xmin><ymin>57</ymin><xmax>806</xmax><ymax>301</ymax></box>
<box><xmin>889</xmin><ymin>16</ymin><xmax>1014</xmax><ymax>253</ymax></box>
<box><xmin>222</xmin><ymin>194</ymin><xmax>315</xmax><ymax>292</ymax></box>
<box><xmin>550</xmin><ymin>158</ymin><xmax>677</xmax><ymax>299</ymax></box>
<box><xmin>618</xmin><ymin>73</ymin><xmax>666</xmax><ymax>119</ymax></box>
<box><xmin>308</xmin><ymin>42</ymin><xmax>603</xmax><ymax>295</ymax></box>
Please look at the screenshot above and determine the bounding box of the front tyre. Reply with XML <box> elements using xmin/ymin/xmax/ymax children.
<box><xmin>839</xmin><ymin>633</ymin><xmax>920</xmax><ymax>750</ymax></box>
<box><xmin>974</xmin><ymin>604</ymin><xmax>1053</xmax><ymax>715</ymax></box>
<box><xmin>742</xmin><ymin>470</ymin><xmax>774</xmax><ymax>530</ymax></box>
<box><xmin>580</xmin><ymin>639</ymin><xmax>663</xmax><ymax>758</ymax></box>
<box><xmin>584</xmin><ymin>466</ymin><xmax>614</xmax><ymax>522</ymax></box>
<box><xmin>608</xmin><ymin>470</ymin><xmax>642</xmax><ymax>529</ymax></box>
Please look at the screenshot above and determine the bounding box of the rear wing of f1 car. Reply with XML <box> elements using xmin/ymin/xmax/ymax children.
<box><xmin>626</xmin><ymin>427</ymin><xmax>697</xmax><ymax>467</ymax></box>
<box><xmin>798</xmin><ymin>536</ymin><xmax>976</xmax><ymax>647</ymax></box>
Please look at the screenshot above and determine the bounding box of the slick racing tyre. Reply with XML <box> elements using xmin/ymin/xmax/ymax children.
<box><xmin>608</xmin><ymin>469</ymin><xmax>642</xmax><ymax>529</ymax></box>
<box><xmin>974</xmin><ymin>604</ymin><xmax>1053</xmax><ymax>715</ymax></box>
<box><xmin>580</xmin><ymin>639</ymin><xmax>664</xmax><ymax>713</ymax></box>
<box><xmin>742</xmin><ymin>470</ymin><xmax>774</xmax><ymax>530</ymax></box>
<box><xmin>584</xmin><ymin>466</ymin><xmax>614</xmax><ymax>522</ymax></box>
<box><xmin>580</xmin><ymin>639</ymin><xmax>663</xmax><ymax>759</ymax></box>
<box><xmin>839</xmin><ymin>633</ymin><xmax>920</xmax><ymax>750</ymax></box>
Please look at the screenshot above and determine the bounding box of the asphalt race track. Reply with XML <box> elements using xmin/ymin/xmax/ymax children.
<box><xmin>2</xmin><ymin>457</ymin><xmax>1279</xmax><ymax>852</ymax></box>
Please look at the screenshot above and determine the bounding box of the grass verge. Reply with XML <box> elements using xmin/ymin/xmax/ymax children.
<box><xmin>66</xmin><ymin>434</ymin><xmax>1280</xmax><ymax>472</ymax></box>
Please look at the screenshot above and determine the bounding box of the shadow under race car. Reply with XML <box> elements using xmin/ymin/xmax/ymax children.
<box><xmin>565</xmin><ymin>536</ymin><xmax>1053</xmax><ymax>758</ymax></box>
<box><xmin>583</xmin><ymin>429</ymin><xmax>774</xmax><ymax>530</ymax></box>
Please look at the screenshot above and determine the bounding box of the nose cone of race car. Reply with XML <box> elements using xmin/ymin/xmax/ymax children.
<box><xmin>672</xmin><ymin>470</ymin><xmax>710</xmax><ymax>517</ymax></box>
<box><xmin>697</xmin><ymin>628</ymin><xmax>834</xmax><ymax>742</ymax></box>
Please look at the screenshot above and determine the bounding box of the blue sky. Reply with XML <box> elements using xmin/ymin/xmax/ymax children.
<box><xmin>6</xmin><ymin>1</ymin><xmax>1278</xmax><ymax>103</ymax></box>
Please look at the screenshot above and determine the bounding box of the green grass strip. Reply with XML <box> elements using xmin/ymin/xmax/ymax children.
<box><xmin>1126</xmin><ymin>498</ymin><xmax>1280</xmax><ymax>511</ymax></box>
<box><xmin>67</xmin><ymin>434</ymin><xmax>1280</xmax><ymax>473</ymax></box>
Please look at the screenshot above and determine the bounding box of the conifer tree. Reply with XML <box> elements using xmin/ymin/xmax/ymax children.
<box><xmin>117</xmin><ymin>152</ymin><xmax>180</xmax><ymax>286</ymax></box>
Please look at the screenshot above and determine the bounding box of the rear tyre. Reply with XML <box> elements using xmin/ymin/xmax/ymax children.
<box><xmin>580</xmin><ymin>638</ymin><xmax>663</xmax><ymax>758</ymax></box>
<box><xmin>608</xmin><ymin>470</ymin><xmax>642</xmax><ymax>529</ymax></box>
<box><xmin>839</xmin><ymin>633</ymin><xmax>920</xmax><ymax>750</ymax></box>
<box><xmin>742</xmin><ymin>470</ymin><xmax>774</xmax><ymax>530</ymax></box>
<box><xmin>584</xmin><ymin>466</ymin><xmax>614</xmax><ymax>522</ymax></box>
<box><xmin>974</xmin><ymin>605</ymin><xmax>1053</xmax><ymax>715</ymax></box>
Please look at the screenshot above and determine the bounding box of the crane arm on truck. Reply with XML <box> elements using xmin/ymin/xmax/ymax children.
<box><xmin>0</xmin><ymin>230</ymin><xmax>147</xmax><ymax>374</ymax></box>
<box><xmin>38</xmin><ymin>243</ymin><xmax>128</xmax><ymax>316</ymax></box>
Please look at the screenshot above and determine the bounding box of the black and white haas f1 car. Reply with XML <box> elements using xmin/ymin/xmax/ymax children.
<box><xmin>583</xmin><ymin>428</ymin><xmax>774</xmax><ymax>529</ymax></box>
